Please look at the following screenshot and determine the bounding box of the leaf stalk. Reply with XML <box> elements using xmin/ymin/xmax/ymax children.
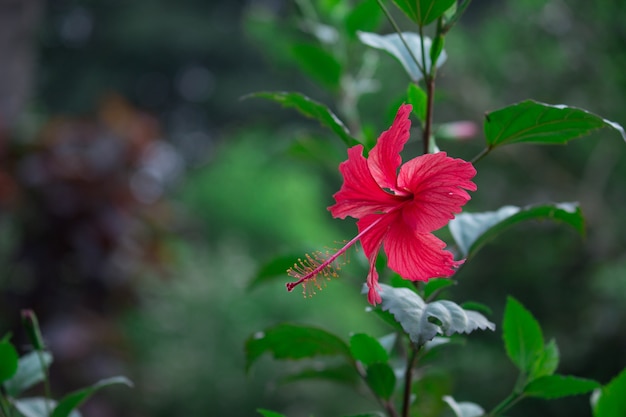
<box><xmin>470</xmin><ymin>146</ymin><xmax>492</xmax><ymax>164</ymax></box>
<box><xmin>486</xmin><ymin>391</ymin><xmax>525</xmax><ymax>417</ymax></box>
<box><xmin>375</xmin><ymin>0</ymin><xmax>425</xmax><ymax>77</ymax></box>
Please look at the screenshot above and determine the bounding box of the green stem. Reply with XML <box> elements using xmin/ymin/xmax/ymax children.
<box><xmin>383</xmin><ymin>399</ymin><xmax>399</xmax><ymax>417</ymax></box>
<box><xmin>0</xmin><ymin>393</ymin><xmax>12</xmax><ymax>417</ymax></box>
<box><xmin>402</xmin><ymin>346</ymin><xmax>419</xmax><ymax>417</ymax></box>
<box><xmin>375</xmin><ymin>0</ymin><xmax>425</xmax><ymax>76</ymax></box>
<box><xmin>36</xmin><ymin>350</ymin><xmax>52</xmax><ymax>416</ymax></box>
<box><xmin>418</xmin><ymin>24</ymin><xmax>435</xmax><ymax>154</ymax></box>
<box><xmin>418</xmin><ymin>24</ymin><xmax>429</xmax><ymax>85</ymax></box>
<box><xmin>422</xmin><ymin>75</ymin><xmax>435</xmax><ymax>154</ymax></box>
<box><xmin>470</xmin><ymin>146</ymin><xmax>492</xmax><ymax>164</ymax></box>
<box><xmin>353</xmin><ymin>360</ymin><xmax>399</xmax><ymax>417</ymax></box>
<box><xmin>486</xmin><ymin>392</ymin><xmax>525</xmax><ymax>417</ymax></box>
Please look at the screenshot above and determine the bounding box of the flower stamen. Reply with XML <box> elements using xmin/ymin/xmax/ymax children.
<box><xmin>286</xmin><ymin>215</ymin><xmax>385</xmax><ymax>296</ymax></box>
<box><xmin>286</xmin><ymin>250</ymin><xmax>343</xmax><ymax>297</ymax></box>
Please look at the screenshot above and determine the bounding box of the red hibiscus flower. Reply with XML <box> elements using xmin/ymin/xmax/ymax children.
<box><xmin>286</xmin><ymin>104</ymin><xmax>477</xmax><ymax>305</ymax></box>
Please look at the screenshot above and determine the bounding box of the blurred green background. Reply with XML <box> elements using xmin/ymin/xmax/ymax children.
<box><xmin>0</xmin><ymin>0</ymin><xmax>625</xmax><ymax>416</ymax></box>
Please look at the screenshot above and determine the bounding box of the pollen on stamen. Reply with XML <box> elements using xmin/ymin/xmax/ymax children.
<box><xmin>285</xmin><ymin>243</ymin><xmax>349</xmax><ymax>298</ymax></box>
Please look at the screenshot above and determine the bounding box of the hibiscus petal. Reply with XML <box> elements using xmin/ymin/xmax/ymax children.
<box><xmin>329</xmin><ymin>145</ymin><xmax>401</xmax><ymax>219</ymax></box>
<box><xmin>384</xmin><ymin>221</ymin><xmax>463</xmax><ymax>282</ymax></box>
<box><xmin>357</xmin><ymin>213</ymin><xmax>394</xmax><ymax>305</ymax></box>
<box><xmin>357</xmin><ymin>212</ymin><xmax>395</xmax><ymax>258</ymax></box>
<box><xmin>397</xmin><ymin>152</ymin><xmax>477</xmax><ymax>232</ymax></box>
<box><xmin>366</xmin><ymin>256</ymin><xmax>383</xmax><ymax>305</ymax></box>
<box><xmin>367</xmin><ymin>104</ymin><xmax>413</xmax><ymax>194</ymax></box>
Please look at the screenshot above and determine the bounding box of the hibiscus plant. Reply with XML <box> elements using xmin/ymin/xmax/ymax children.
<box><xmin>245</xmin><ymin>1</ymin><xmax>626</xmax><ymax>417</ymax></box>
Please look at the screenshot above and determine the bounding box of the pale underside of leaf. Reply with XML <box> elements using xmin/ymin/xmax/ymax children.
<box><xmin>357</xmin><ymin>31</ymin><xmax>446</xmax><ymax>82</ymax></box>
<box><xmin>449</xmin><ymin>202</ymin><xmax>584</xmax><ymax>258</ymax></box>
<box><xmin>443</xmin><ymin>395</ymin><xmax>485</xmax><ymax>417</ymax></box>
<box><xmin>374</xmin><ymin>284</ymin><xmax>495</xmax><ymax>346</ymax></box>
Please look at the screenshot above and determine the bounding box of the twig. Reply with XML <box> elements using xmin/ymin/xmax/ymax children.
<box><xmin>402</xmin><ymin>347</ymin><xmax>419</xmax><ymax>417</ymax></box>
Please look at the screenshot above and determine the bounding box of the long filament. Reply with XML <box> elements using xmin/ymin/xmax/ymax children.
<box><xmin>286</xmin><ymin>215</ymin><xmax>385</xmax><ymax>294</ymax></box>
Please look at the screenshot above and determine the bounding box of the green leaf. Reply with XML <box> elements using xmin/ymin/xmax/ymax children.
<box><xmin>460</xmin><ymin>301</ymin><xmax>493</xmax><ymax>316</ymax></box>
<box><xmin>524</xmin><ymin>375</ymin><xmax>600</xmax><ymax>399</ymax></box>
<box><xmin>248</xmin><ymin>253</ymin><xmax>301</xmax><ymax>290</ymax></box>
<box><xmin>502</xmin><ymin>297</ymin><xmax>544</xmax><ymax>373</ymax></box>
<box><xmin>51</xmin><ymin>376</ymin><xmax>133</xmax><ymax>417</ymax></box>
<box><xmin>442</xmin><ymin>395</ymin><xmax>485</xmax><ymax>417</ymax></box>
<box><xmin>407</xmin><ymin>83</ymin><xmax>428</xmax><ymax>124</ymax></box>
<box><xmin>429</xmin><ymin>35</ymin><xmax>445</xmax><ymax>68</ymax></box>
<box><xmin>283</xmin><ymin>363</ymin><xmax>359</xmax><ymax>386</ymax></box>
<box><xmin>0</xmin><ymin>342</ymin><xmax>19</xmax><ymax>382</ymax></box>
<box><xmin>530</xmin><ymin>339</ymin><xmax>560</xmax><ymax>380</ymax></box>
<box><xmin>257</xmin><ymin>409</ymin><xmax>287</xmax><ymax>417</ymax></box>
<box><xmin>345</xmin><ymin>0</ymin><xmax>383</xmax><ymax>37</ymax></box>
<box><xmin>365</xmin><ymin>363</ymin><xmax>396</xmax><ymax>400</ymax></box>
<box><xmin>391</xmin><ymin>0</ymin><xmax>456</xmax><ymax>26</ymax></box>
<box><xmin>423</xmin><ymin>278</ymin><xmax>455</xmax><ymax>300</ymax></box>
<box><xmin>3</xmin><ymin>351</ymin><xmax>53</xmax><ymax>397</ymax></box>
<box><xmin>369</xmin><ymin>307</ymin><xmax>405</xmax><ymax>332</ymax></box>
<box><xmin>244</xmin><ymin>91</ymin><xmax>359</xmax><ymax>147</ymax></box>
<box><xmin>358</xmin><ymin>31</ymin><xmax>446</xmax><ymax>82</ymax></box>
<box><xmin>389</xmin><ymin>273</ymin><xmax>417</xmax><ymax>290</ymax></box>
<box><xmin>374</xmin><ymin>284</ymin><xmax>495</xmax><ymax>346</ymax></box>
<box><xmin>594</xmin><ymin>367</ymin><xmax>626</xmax><ymax>417</ymax></box>
<box><xmin>349</xmin><ymin>333</ymin><xmax>389</xmax><ymax>365</ymax></box>
<box><xmin>449</xmin><ymin>202</ymin><xmax>585</xmax><ymax>258</ymax></box>
<box><xmin>484</xmin><ymin>100</ymin><xmax>626</xmax><ymax>149</ymax></box>
<box><xmin>245</xmin><ymin>323</ymin><xmax>351</xmax><ymax>372</ymax></box>
<box><xmin>291</xmin><ymin>42</ymin><xmax>342</xmax><ymax>91</ymax></box>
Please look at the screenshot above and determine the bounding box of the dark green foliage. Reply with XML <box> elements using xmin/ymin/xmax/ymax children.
<box><xmin>594</xmin><ymin>368</ymin><xmax>626</xmax><ymax>417</ymax></box>
<box><xmin>406</xmin><ymin>83</ymin><xmax>428</xmax><ymax>124</ymax></box>
<box><xmin>245</xmin><ymin>323</ymin><xmax>351</xmax><ymax>372</ymax></box>
<box><xmin>51</xmin><ymin>377</ymin><xmax>133</xmax><ymax>417</ymax></box>
<box><xmin>392</xmin><ymin>0</ymin><xmax>456</xmax><ymax>26</ymax></box>
<box><xmin>349</xmin><ymin>333</ymin><xmax>389</xmax><ymax>366</ymax></box>
<box><xmin>523</xmin><ymin>375</ymin><xmax>599</xmax><ymax>399</ymax></box>
<box><xmin>0</xmin><ymin>342</ymin><xmax>19</xmax><ymax>383</ymax></box>
<box><xmin>502</xmin><ymin>297</ymin><xmax>545</xmax><ymax>373</ymax></box>
<box><xmin>246</xmin><ymin>92</ymin><xmax>360</xmax><ymax>147</ymax></box>
<box><xmin>365</xmin><ymin>363</ymin><xmax>396</xmax><ymax>400</ymax></box>
<box><xmin>484</xmin><ymin>100</ymin><xmax>626</xmax><ymax>149</ymax></box>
